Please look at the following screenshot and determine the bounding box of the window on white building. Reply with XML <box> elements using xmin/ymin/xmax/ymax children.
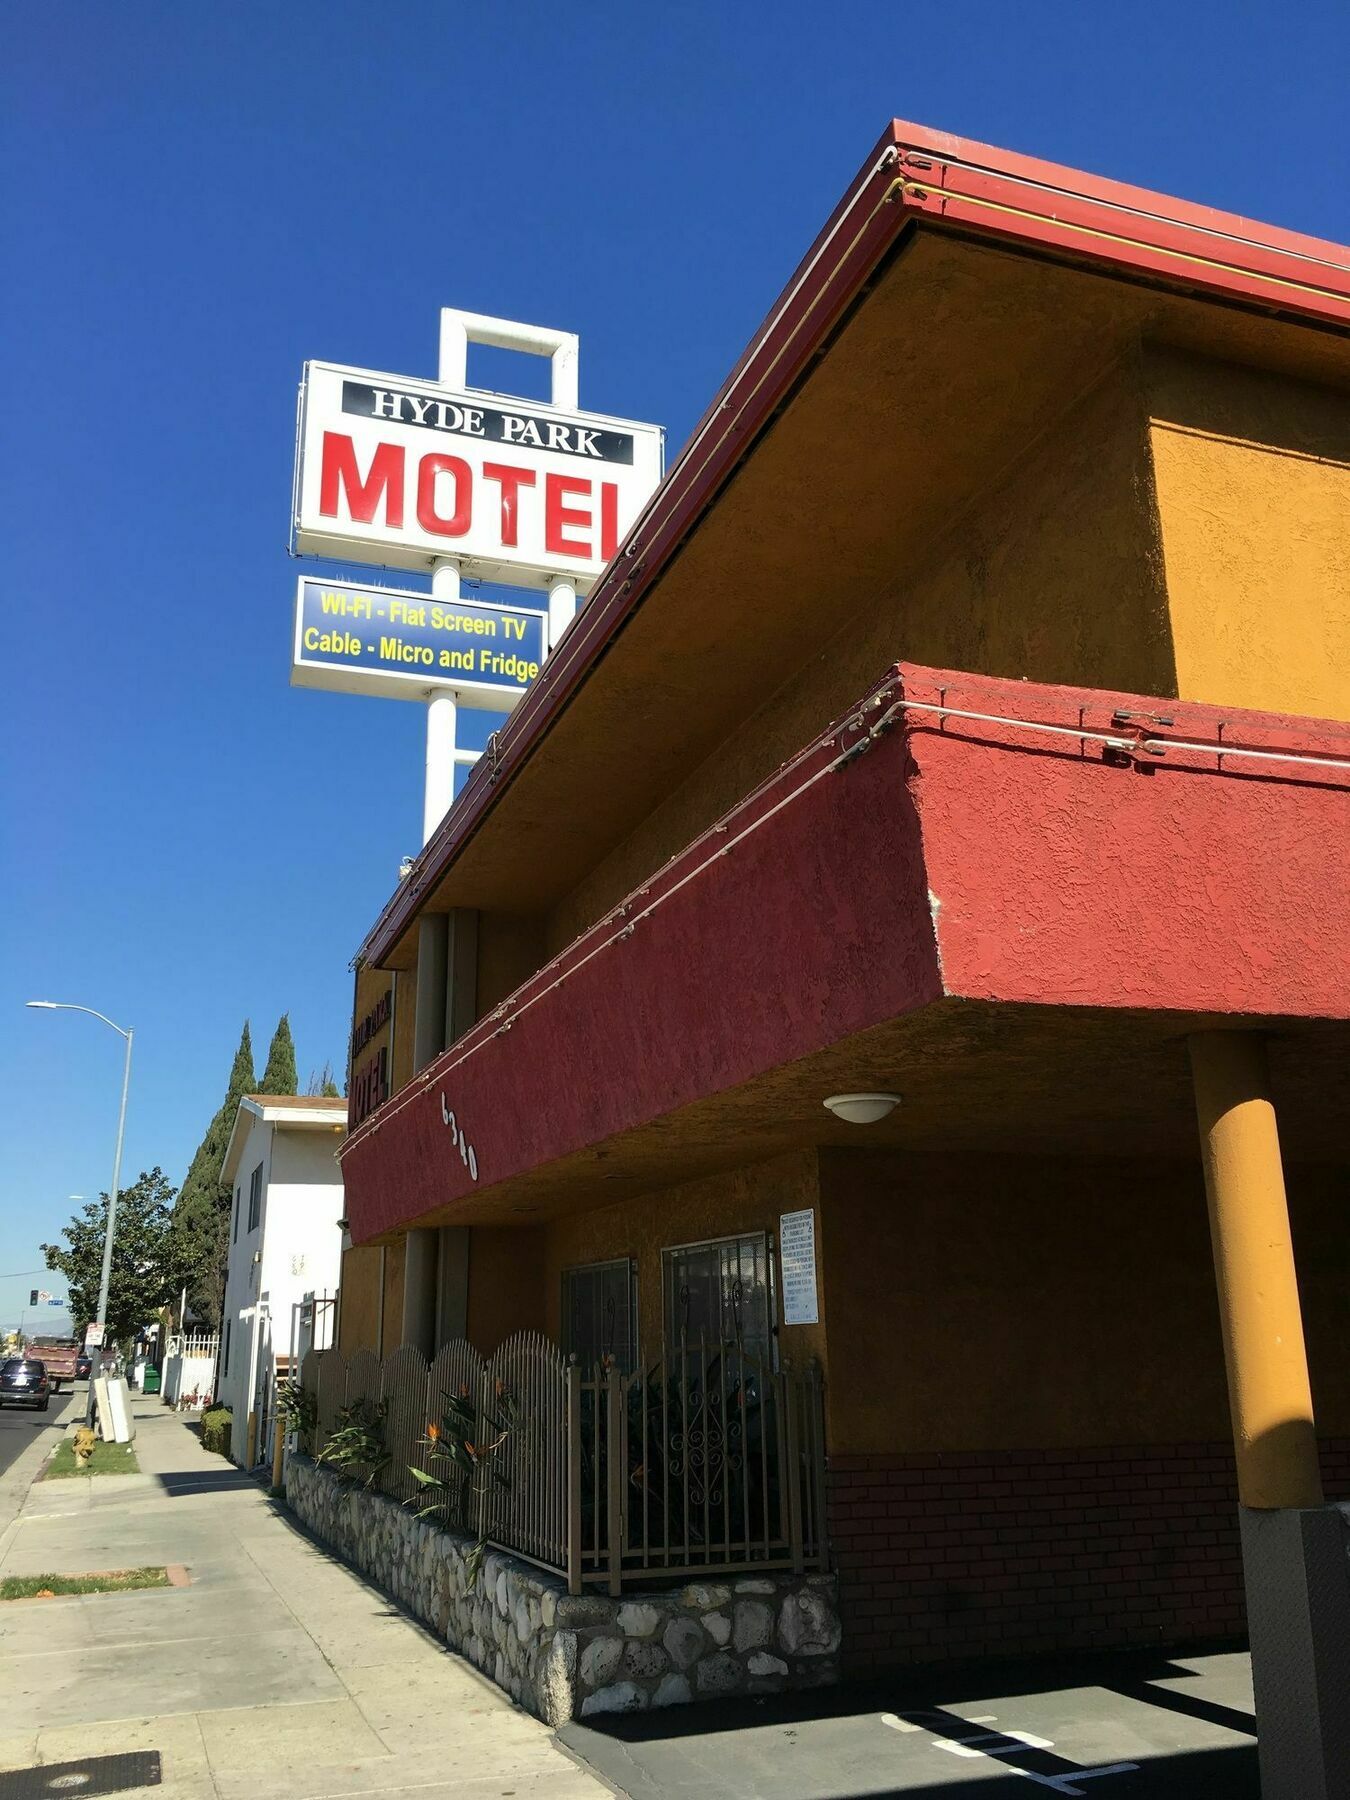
<box><xmin>247</xmin><ymin>1163</ymin><xmax>263</xmax><ymax>1233</ymax></box>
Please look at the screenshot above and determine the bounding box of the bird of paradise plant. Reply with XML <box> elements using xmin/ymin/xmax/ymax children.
<box><xmin>408</xmin><ymin>1381</ymin><xmax>519</xmax><ymax>1584</ymax></box>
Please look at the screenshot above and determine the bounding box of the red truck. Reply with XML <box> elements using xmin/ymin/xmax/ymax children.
<box><xmin>27</xmin><ymin>1336</ymin><xmax>79</xmax><ymax>1393</ymax></box>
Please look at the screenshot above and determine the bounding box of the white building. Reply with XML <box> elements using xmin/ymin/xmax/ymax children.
<box><xmin>219</xmin><ymin>1094</ymin><xmax>346</xmax><ymax>1465</ymax></box>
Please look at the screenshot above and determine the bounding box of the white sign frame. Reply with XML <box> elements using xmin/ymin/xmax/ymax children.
<box><xmin>779</xmin><ymin>1208</ymin><xmax>820</xmax><ymax>1326</ymax></box>
<box><xmin>292</xmin><ymin>359</ymin><xmax>664</xmax><ymax>589</ymax></box>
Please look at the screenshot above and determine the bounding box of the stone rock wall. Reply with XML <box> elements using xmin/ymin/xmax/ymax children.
<box><xmin>285</xmin><ymin>1454</ymin><xmax>839</xmax><ymax>1724</ymax></box>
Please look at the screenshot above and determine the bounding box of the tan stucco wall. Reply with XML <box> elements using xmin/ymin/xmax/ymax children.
<box><xmin>337</xmin><ymin>1244</ymin><xmax>383</xmax><ymax>1355</ymax></box>
<box><xmin>818</xmin><ymin>1147</ymin><xmax>1350</xmax><ymax>1455</ymax></box>
<box><xmin>539</xmin><ymin>1150</ymin><xmax>826</xmax><ymax>1371</ymax></box>
<box><xmin>390</xmin><ymin>968</ymin><xmax>415</xmax><ymax>1093</ymax></box>
<box><xmin>546</xmin><ymin>356</ymin><xmax>1171</xmax><ymax>951</ymax></box>
<box><xmin>465</xmin><ymin>1226</ymin><xmax>547</xmax><ymax>1352</ymax></box>
<box><xmin>1147</xmin><ymin>349</ymin><xmax>1350</xmax><ymax>721</ymax></box>
<box><xmin>379</xmin><ymin>1237</ymin><xmax>406</xmax><ymax>1358</ymax></box>
<box><xmin>477</xmin><ymin>912</ymin><xmax>548</xmax><ymax>1016</ymax></box>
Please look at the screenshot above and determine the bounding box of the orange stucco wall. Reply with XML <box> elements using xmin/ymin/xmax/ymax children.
<box><xmin>545</xmin><ymin>356</ymin><xmax>1170</xmax><ymax>952</ymax></box>
<box><xmin>1147</xmin><ymin>349</ymin><xmax>1350</xmax><ymax>721</ymax></box>
<box><xmin>818</xmin><ymin>1147</ymin><xmax>1350</xmax><ymax>1456</ymax></box>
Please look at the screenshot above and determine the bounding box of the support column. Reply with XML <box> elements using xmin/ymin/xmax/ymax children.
<box><xmin>402</xmin><ymin>1228</ymin><xmax>438</xmax><ymax>1357</ymax></box>
<box><xmin>445</xmin><ymin>908</ymin><xmax>479</xmax><ymax>1046</ymax></box>
<box><xmin>1189</xmin><ymin>1030</ymin><xmax>1350</xmax><ymax>1800</ymax></box>
<box><xmin>413</xmin><ymin>915</ymin><xmax>449</xmax><ymax>1072</ymax></box>
<box><xmin>1189</xmin><ymin>1030</ymin><xmax>1319</xmax><ymax>1510</ymax></box>
<box><xmin>435</xmin><ymin>1227</ymin><xmax>470</xmax><ymax>1346</ymax></box>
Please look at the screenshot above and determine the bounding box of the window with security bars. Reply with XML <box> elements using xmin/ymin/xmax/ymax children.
<box><xmin>661</xmin><ymin>1232</ymin><xmax>773</xmax><ymax>1360</ymax></box>
<box><xmin>562</xmin><ymin>1259</ymin><xmax>638</xmax><ymax>1371</ymax></box>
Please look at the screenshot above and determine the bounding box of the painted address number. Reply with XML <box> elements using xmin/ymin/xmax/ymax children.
<box><xmin>440</xmin><ymin>1093</ymin><xmax>479</xmax><ymax>1181</ymax></box>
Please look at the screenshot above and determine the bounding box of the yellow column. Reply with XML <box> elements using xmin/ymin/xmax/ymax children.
<box><xmin>1189</xmin><ymin>1031</ymin><xmax>1322</xmax><ymax>1510</ymax></box>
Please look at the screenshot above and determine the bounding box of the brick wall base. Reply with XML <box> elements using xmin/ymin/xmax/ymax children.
<box><xmin>829</xmin><ymin>1439</ymin><xmax>1350</xmax><ymax>1673</ymax></box>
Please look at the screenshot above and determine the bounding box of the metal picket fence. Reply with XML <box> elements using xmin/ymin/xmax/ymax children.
<box><xmin>300</xmin><ymin>1333</ymin><xmax>825</xmax><ymax>1595</ymax></box>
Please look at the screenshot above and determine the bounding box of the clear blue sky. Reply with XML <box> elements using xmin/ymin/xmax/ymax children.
<box><xmin>2</xmin><ymin>0</ymin><xmax>1346</xmax><ymax>1331</ymax></box>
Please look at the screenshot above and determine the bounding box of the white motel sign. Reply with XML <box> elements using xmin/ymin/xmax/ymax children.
<box><xmin>290</xmin><ymin>309</ymin><xmax>664</xmax><ymax>844</ymax></box>
<box><xmin>293</xmin><ymin>357</ymin><xmax>663</xmax><ymax>589</ymax></box>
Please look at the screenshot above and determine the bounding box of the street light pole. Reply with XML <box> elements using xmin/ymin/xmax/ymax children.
<box><xmin>26</xmin><ymin>1001</ymin><xmax>134</xmax><ymax>1426</ymax></box>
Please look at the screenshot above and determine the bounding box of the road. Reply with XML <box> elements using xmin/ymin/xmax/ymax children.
<box><xmin>0</xmin><ymin>1381</ymin><xmax>78</xmax><ymax>1479</ymax></box>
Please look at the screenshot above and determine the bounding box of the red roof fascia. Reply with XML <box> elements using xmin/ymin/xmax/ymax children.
<box><xmin>358</xmin><ymin>122</ymin><xmax>1350</xmax><ymax>969</ymax></box>
<box><xmin>887</xmin><ymin>118</ymin><xmax>1350</xmax><ymax>326</ymax></box>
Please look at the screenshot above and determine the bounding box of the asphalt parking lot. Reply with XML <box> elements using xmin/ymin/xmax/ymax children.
<box><xmin>562</xmin><ymin>1647</ymin><xmax>1257</xmax><ymax>1799</ymax></box>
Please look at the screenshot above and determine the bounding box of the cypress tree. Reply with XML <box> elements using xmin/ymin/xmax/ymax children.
<box><xmin>170</xmin><ymin>1022</ymin><xmax>255</xmax><ymax>1327</ymax></box>
<box><xmin>260</xmin><ymin>1014</ymin><xmax>298</xmax><ymax>1095</ymax></box>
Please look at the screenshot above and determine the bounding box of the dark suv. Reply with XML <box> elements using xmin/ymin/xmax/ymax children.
<box><xmin>0</xmin><ymin>1359</ymin><xmax>50</xmax><ymax>1411</ymax></box>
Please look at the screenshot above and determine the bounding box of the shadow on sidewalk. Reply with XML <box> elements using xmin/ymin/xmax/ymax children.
<box><xmin>153</xmin><ymin>1469</ymin><xmax>256</xmax><ymax>1497</ymax></box>
<box><xmin>561</xmin><ymin>1647</ymin><xmax>1258</xmax><ymax>1800</ymax></box>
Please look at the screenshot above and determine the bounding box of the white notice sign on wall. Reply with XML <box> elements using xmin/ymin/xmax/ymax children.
<box><xmin>779</xmin><ymin>1208</ymin><xmax>819</xmax><ymax>1326</ymax></box>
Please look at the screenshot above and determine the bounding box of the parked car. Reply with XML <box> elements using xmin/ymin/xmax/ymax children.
<box><xmin>0</xmin><ymin>1358</ymin><xmax>50</xmax><ymax>1411</ymax></box>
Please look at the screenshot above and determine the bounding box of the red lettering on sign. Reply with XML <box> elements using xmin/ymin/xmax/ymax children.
<box><xmin>545</xmin><ymin>473</ymin><xmax>591</xmax><ymax>558</ymax></box>
<box><xmin>417</xmin><ymin>453</ymin><xmax>472</xmax><ymax>537</ymax></box>
<box><xmin>600</xmin><ymin>481</ymin><xmax>619</xmax><ymax>561</ymax></box>
<box><xmin>320</xmin><ymin>434</ymin><xmax>405</xmax><ymax>526</ymax></box>
<box><xmin>482</xmin><ymin>462</ymin><xmax>536</xmax><ymax>548</ymax></box>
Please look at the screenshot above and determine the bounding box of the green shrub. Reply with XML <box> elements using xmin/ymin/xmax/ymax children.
<box><xmin>201</xmin><ymin>1406</ymin><xmax>232</xmax><ymax>1457</ymax></box>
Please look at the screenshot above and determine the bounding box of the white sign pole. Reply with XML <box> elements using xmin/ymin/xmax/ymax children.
<box><xmin>421</xmin><ymin>316</ymin><xmax>470</xmax><ymax>845</ymax></box>
<box><xmin>419</xmin><ymin>310</ymin><xmax>589</xmax><ymax>837</ymax></box>
<box><xmin>548</xmin><ymin>576</ymin><xmax>578</xmax><ymax>650</ymax></box>
<box><xmin>424</xmin><ymin>559</ymin><xmax>461</xmax><ymax>845</ymax></box>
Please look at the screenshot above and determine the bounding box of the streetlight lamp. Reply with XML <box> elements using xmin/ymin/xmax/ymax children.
<box><xmin>26</xmin><ymin>1002</ymin><xmax>133</xmax><ymax>1425</ymax></box>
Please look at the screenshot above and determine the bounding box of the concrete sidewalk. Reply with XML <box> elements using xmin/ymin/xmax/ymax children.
<box><xmin>0</xmin><ymin>1401</ymin><xmax>613</xmax><ymax>1799</ymax></box>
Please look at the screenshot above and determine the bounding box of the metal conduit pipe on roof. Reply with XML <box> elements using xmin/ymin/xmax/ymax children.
<box><xmin>908</xmin><ymin>150</ymin><xmax>1350</xmax><ymax>278</ymax></box>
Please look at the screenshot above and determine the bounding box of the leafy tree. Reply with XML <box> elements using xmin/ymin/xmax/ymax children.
<box><xmin>42</xmin><ymin>1170</ymin><xmax>181</xmax><ymax>1344</ymax></box>
<box><xmin>260</xmin><ymin>1014</ymin><xmax>297</xmax><ymax>1096</ymax></box>
<box><xmin>169</xmin><ymin>1021</ymin><xmax>255</xmax><ymax>1328</ymax></box>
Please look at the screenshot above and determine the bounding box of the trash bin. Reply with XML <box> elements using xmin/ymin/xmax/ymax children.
<box><xmin>143</xmin><ymin>1366</ymin><xmax>161</xmax><ymax>1395</ymax></box>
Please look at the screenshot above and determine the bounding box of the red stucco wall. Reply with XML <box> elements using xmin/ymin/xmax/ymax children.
<box><xmin>343</xmin><ymin>664</ymin><xmax>1350</xmax><ymax>1245</ymax></box>
<box><xmin>907</xmin><ymin>666</ymin><xmax>1350</xmax><ymax>1016</ymax></box>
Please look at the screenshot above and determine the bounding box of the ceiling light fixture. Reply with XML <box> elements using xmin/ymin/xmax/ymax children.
<box><xmin>823</xmin><ymin>1092</ymin><xmax>902</xmax><ymax>1125</ymax></box>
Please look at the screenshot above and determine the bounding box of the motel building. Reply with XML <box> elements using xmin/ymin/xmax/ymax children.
<box><xmin>305</xmin><ymin>123</ymin><xmax>1350</xmax><ymax>1756</ymax></box>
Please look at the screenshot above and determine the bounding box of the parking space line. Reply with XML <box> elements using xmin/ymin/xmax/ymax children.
<box><xmin>877</xmin><ymin>1708</ymin><xmax>1140</xmax><ymax>1795</ymax></box>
